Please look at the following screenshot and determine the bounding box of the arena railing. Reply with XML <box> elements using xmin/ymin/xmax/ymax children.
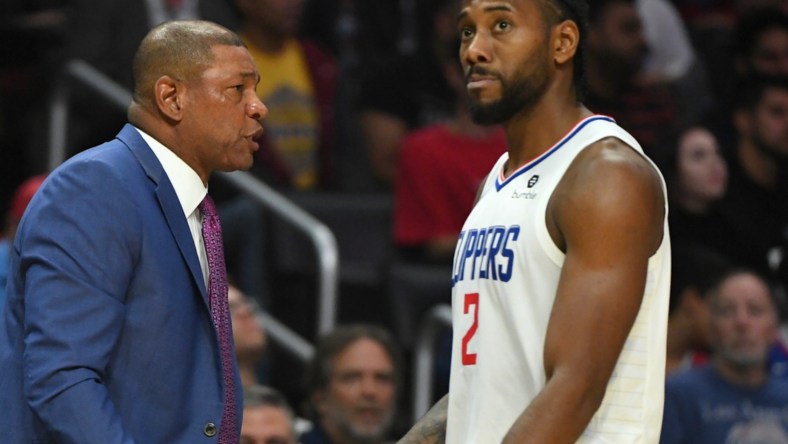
<box><xmin>46</xmin><ymin>59</ymin><xmax>338</xmax><ymax>345</ymax></box>
<box><xmin>251</xmin><ymin>299</ymin><xmax>314</xmax><ymax>363</ymax></box>
<box><xmin>412</xmin><ymin>303</ymin><xmax>452</xmax><ymax>422</ymax></box>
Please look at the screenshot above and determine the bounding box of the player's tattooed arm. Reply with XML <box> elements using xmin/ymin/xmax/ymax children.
<box><xmin>397</xmin><ymin>394</ymin><xmax>449</xmax><ymax>444</ymax></box>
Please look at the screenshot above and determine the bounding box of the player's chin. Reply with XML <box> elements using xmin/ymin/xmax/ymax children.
<box><xmin>467</xmin><ymin>92</ymin><xmax>501</xmax><ymax>110</ymax></box>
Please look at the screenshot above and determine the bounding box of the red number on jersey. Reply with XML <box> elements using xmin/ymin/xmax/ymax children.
<box><xmin>462</xmin><ymin>292</ymin><xmax>479</xmax><ymax>365</ymax></box>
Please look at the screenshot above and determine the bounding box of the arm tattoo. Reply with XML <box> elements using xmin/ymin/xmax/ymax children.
<box><xmin>398</xmin><ymin>395</ymin><xmax>449</xmax><ymax>444</ymax></box>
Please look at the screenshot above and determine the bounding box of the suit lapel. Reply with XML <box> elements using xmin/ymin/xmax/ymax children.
<box><xmin>117</xmin><ymin>124</ymin><xmax>209</xmax><ymax>304</ymax></box>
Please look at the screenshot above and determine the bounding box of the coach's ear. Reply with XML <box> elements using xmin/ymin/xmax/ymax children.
<box><xmin>553</xmin><ymin>19</ymin><xmax>579</xmax><ymax>65</ymax></box>
<box><xmin>155</xmin><ymin>75</ymin><xmax>185</xmax><ymax>122</ymax></box>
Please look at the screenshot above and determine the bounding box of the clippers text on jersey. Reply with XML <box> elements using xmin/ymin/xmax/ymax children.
<box><xmin>452</xmin><ymin>225</ymin><xmax>521</xmax><ymax>285</ymax></box>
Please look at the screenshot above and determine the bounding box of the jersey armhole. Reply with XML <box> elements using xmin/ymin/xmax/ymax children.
<box><xmin>534</xmin><ymin>194</ymin><xmax>565</xmax><ymax>267</ymax></box>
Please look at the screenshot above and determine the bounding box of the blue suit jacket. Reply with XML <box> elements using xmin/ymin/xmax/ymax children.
<box><xmin>0</xmin><ymin>125</ymin><xmax>242</xmax><ymax>443</ymax></box>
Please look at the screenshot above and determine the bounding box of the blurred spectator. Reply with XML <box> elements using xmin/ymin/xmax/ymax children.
<box><xmin>667</xmin><ymin>245</ymin><xmax>788</xmax><ymax>379</ymax></box>
<box><xmin>734</xmin><ymin>8</ymin><xmax>788</xmax><ymax>78</ymax></box>
<box><xmin>0</xmin><ymin>175</ymin><xmax>46</xmax><ymax>307</ymax></box>
<box><xmin>234</xmin><ymin>0</ymin><xmax>338</xmax><ymax>190</ymax></box>
<box><xmin>393</xmin><ymin>124</ymin><xmax>504</xmax><ymax>264</ymax></box>
<box><xmin>584</xmin><ymin>0</ymin><xmax>679</xmax><ymax>155</ymax></box>
<box><xmin>676</xmin><ymin>0</ymin><xmax>788</xmax><ymax>30</ymax></box>
<box><xmin>666</xmin><ymin>244</ymin><xmax>732</xmax><ymax>375</ymax></box>
<box><xmin>676</xmin><ymin>2</ymin><xmax>735</xmax><ymax>132</ymax></box>
<box><xmin>635</xmin><ymin>0</ymin><xmax>713</xmax><ymax>126</ymax></box>
<box><xmin>242</xmin><ymin>385</ymin><xmax>298</xmax><ymax>444</ymax></box>
<box><xmin>229</xmin><ymin>284</ymin><xmax>268</xmax><ymax>387</ymax></box>
<box><xmin>636</xmin><ymin>0</ymin><xmax>696</xmax><ymax>83</ymax></box>
<box><xmin>392</xmin><ymin>1</ymin><xmax>506</xmax><ymax>265</ymax></box>
<box><xmin>356</xmin><ymin>0</ymin><xmax>456</xmax><ymax>188</ymax></box>
<box><xmin>717</xmin><ymin>75</ymin><xmax>788</xmax><ymax>287</ymax></box>
<box><xmin>704</xmin><ymin>7</ymin><xmax>788</xmax><ymax>143</ymax></box>
<box><xmin>658</xmin><ymin>125</ymin><xmax>744</xmax><ymax>264</ymax></box>
<box><xmin>661</xmin><ymin>269</ymin><xmax>788</xmax><ymax>443</ymax></box>
<box><xmin>301</xmin><ymin>324</ymin><xmax>401</xmax><ymax>444</ymax></box>
<box><xmin>698</xmin><ymin>8</ymin><xmax>788</xmax><ymax>142</ymax></box>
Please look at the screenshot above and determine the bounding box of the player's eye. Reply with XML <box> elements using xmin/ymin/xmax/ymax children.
<box><xmin>460</xmin><ymin>27</ymin><xmax>474</xmax><ymax>40</ymax></box>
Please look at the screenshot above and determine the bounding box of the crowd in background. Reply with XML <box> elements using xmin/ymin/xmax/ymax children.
<box><xmin>2</xmin><ymin>0</ymin><xmax>788</xmax><ymax>442</ymax></box>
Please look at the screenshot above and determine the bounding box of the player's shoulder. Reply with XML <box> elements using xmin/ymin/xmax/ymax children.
<box><xmin>561</xmin><ymin>136</ymin><xmax>663</xmax><ymax>199</ymax></box>
<box><xmin>549</xmin><ymin>134</ymin><xmax>665</xmax><ymax>250</ymax></box>
<box><xmin>581</xmin><ymin>136</ymin><xmax>656</xmax><ymax>173</ymax></box>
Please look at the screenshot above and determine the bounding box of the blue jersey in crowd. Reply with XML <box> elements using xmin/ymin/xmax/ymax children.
<box><xmin>661</xmin><ymin>364</ymin><xmax>788</xmax><ymax>443</ymax></box>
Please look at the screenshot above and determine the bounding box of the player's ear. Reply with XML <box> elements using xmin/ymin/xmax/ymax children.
<box><xmin>553</xmin><ymin>19</ymin><xmax>579</xmax><ymax>65</ymax></box>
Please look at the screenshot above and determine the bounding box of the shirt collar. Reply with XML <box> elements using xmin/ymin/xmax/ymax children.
<box><xmin>134</xmin><ymin>126</ymin><xmax>207</xmax><ymax>217</ymax></box>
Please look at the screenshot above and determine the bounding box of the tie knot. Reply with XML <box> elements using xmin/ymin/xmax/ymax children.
<box><xmin>199</xmin><ymin>194</ymin><xmax>217</xmax><ymax>219</ymax></box>
<box><xmin>200</xmin><ymin>194</ymin><xmax>223</xmax><ymax>238</ymax></box>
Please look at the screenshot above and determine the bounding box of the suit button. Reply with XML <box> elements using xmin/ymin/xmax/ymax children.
<box><xmin>203</xmin><ymin>422</ymin><xmax>217</xmax><ymax>437</ymax></box>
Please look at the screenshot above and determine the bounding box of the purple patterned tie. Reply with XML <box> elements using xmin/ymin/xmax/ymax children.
<box><xmin>200</xmin><ymin>194</ymin><xmax>238</xmax><ymax>443</ymax></box>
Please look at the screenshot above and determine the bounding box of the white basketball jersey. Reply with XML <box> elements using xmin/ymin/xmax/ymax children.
<box><xmin>446</xmin><ymin>115</ymin><xmax>671</xmax><ymax>443</ymax></box>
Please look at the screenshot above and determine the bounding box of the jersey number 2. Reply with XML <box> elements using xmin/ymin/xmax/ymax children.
<box><xmin>462</xmin><ymin>292</ymin><xmax>479</xmax><ymax>365</ymax></box>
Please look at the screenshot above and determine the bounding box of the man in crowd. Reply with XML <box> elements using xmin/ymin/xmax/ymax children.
<box><xmin>241</xmin><ymin>385</ymin><xmax>299</xmax><ymax>444</ymax></box>
<box><xmin>661</xmin><ymin>269</ymin><xmax>788</xmax><ymax>442</ymax></box>
<box><xmin>301</xmin><ymin>324</ymin><xmax>401</xmax><ymax>444</ymax></box>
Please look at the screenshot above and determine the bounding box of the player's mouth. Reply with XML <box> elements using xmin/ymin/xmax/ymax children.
<box><xmin>465</xmin><ymin>66</ymin><xmax>499</xmax><ymax>91</ymax></box>
<box><xmin>467</xmin><ymin>76</ymin><xmax>498</xmax><ymax>91</ymax></box>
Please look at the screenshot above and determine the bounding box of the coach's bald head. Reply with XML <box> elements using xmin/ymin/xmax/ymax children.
<box><xmin>130</xmin><ymin>20</ymin><xmax>245</xmax><ymax>108</ymax></box>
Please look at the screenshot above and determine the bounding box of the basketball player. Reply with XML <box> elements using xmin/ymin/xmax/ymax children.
<box><xmin>398</xmin><ymin>0</ymin><xmax>671</xmax><ymax>443</ymax></box>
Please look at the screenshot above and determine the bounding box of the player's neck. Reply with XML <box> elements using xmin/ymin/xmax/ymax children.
<box><xmin>502</xmin><ymin>98</ymin><xmax>591</xmax><ymax>173</ymax></box>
